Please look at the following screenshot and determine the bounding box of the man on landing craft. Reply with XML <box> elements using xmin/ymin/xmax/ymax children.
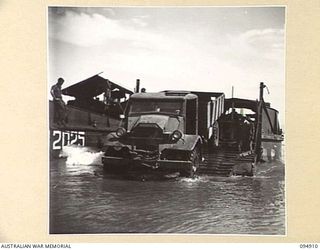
<box><xmin>51</xmin><ymin>77</ymin><xmax>67</xmax><ymax>126</ymax></box>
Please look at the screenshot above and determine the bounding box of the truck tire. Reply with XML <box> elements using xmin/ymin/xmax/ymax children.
<box><xmin>181</xmin><ymin>146</ymin><xmax>200</xmax><ymax>178</ymax></box>
<box><xmin>247</xmin><ymin>163</ymin><xmax>254</xmax><ymax>177</ymax></box>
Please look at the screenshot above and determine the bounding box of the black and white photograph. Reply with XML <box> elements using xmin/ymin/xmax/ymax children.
<box><xmin>48</xmin><ymin>6</ymin><xmax>285</xmax><ymax>234</ymax></box>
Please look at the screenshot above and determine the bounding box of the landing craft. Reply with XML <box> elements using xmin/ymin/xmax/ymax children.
<box><xmin>199</xmin><ymin>83</ymin><xmax>284</xmax><ymax>176</ymax></box>
<box><xmin>49</xmin><ymin>74</ymin><xmax>133</xmax><ymax>158</ymax></box>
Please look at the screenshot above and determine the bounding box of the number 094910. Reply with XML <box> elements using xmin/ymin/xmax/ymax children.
<box><xmin>300</xmin><ymin>244</ymin><xmax>318</xmax><ymax>249</ymax></box>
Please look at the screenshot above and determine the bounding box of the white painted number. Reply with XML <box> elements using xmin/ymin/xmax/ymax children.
<box><xmin>52</xmin><ymin>130</ymin><xmax>62</xmax><ymax>150</ymax></box>
<box><xmin>78</xmin><ymin>132</ymin><xmax>85</xmax><ymax>146</ymax></box>
<box><xmin>70</xmin><ymin>132</ymin><xmax>78</xmax><ymax>145</ymax></box>
<box><xmin>52</xmin><ymin>130</ymin><xmax>85</xmax><ymax>150</ymax></box>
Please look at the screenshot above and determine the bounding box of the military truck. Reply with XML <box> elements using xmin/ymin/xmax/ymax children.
<box><xmin>102</xmin><ymin>91</ymin><xmax>224</xmax><ymax>177</ymax></box>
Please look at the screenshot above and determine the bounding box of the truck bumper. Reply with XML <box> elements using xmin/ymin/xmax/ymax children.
<box><xmin>102</xmin><ymin>156</ymin><xmax>192</xmax><ymax>172</ymax></box>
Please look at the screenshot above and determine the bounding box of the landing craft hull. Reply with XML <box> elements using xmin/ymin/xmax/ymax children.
<box><xmin>49</xmin><ymin>101</ymin><xmax>120</xmax><ymax>158</ymax></box>
<box><xmin>49</xmin><ymin>74</ymin><xmax>133</xmax><ymax>158</ymax></box>
<box><xmin>49</xmin><ymin>128</ymin><xmax>109</xmax><ymax>158</ymax></box>
<box><xmin>261</xmin><ymin>140</ymin><xmax>283</xmax><ymax>162</ymax></box>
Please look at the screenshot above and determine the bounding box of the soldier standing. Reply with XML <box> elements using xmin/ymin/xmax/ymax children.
<box><xmin>51</xmin><ymin>77</ymin><xmax>67</xmax><ymax>126</ymax></box>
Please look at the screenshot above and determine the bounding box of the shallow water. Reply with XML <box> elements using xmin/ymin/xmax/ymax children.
<box><xmin>49</xmin><ymin>146</ymin><xmax>285</xmax><ymax>234</ymax></box>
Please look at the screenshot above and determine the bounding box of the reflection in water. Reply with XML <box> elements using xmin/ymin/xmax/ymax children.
<box><xmin>50</xmin><ymin>146</ymin><xmax>285</xmax><ymax>234</ymax></box>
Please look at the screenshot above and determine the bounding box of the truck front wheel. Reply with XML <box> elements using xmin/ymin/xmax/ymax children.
<box><xmin>180</xmin><ymin>147</ymin><xmax>200</xmax><ymax>178</ymax></box>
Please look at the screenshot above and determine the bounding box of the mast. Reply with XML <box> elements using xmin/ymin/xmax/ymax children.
<box><xmin>255</xmin><ymin>82</ymin><xmax>265</xmax><ymax>161</ymax></box>
<box><xmin>231</xmin><ymin>86</ymin><xmax>235</xmax><ymax>119</ymax></box>
<box><xmin>135</xmin><ymin>79</ymin><xmax>140</xmax><ymax>93</ymax></box>
<box><xmin>230</xmin><ymin>86</ymin><xmax>235</xmax><ymax>141</ymax></box>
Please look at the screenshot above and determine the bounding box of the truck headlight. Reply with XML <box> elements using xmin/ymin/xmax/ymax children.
<box><xmin>170</xmin><ymin>130</ymin><xmax>183</xmax><ymax>141</ymax></box>
<box><xmin>116</xmin><ymin>127</ymin><xmax>127</xmax><ymax>137</ymax></box>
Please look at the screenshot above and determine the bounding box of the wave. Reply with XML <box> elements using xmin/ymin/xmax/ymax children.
<box><xmin>60</xmin><ymin>145</ymin><xmax>104</xmax><ymax>166</ymax></box>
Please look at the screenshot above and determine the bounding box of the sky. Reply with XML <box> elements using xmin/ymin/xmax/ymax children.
<box><xmin>48</xmin><ymin>6</ymin><xmax>285</xmax><ymax>126</ymax></box>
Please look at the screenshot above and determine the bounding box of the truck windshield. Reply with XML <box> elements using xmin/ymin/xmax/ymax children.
<box><xmin>129</xmin><ymin>101</ymin><xmax>183</xmax><ymax>115</ymax></box>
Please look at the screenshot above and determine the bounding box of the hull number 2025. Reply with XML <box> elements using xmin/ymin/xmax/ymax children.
<box><xmin>51</xmin><ymin>130</ymin><xmax>85</xmax><ymax>150</ymax></box>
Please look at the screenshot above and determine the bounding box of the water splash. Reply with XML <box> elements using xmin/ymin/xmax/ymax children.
<box><xmin>178</xmin><ymin>175</ymin><xmax>208</xmax><ymax>183</ymax></box>
<box><xmin>255</xmin><ymin>161</ymin><xmax>285</xmax><ymax>178</ymax></box>
<box><xmin>60</xmin><ymin>145</ymin><xmax>104</xmax><ymax>166</ymax></box>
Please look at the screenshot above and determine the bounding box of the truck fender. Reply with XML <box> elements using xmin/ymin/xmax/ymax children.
<box><xmin>159</xmin><ymin>134</ymin><xmax>202</xmax><ymax>151</ymax></box>
<box><xmin>102</xmin><ymin>132</ymin><xmax>124</xmax><ymax>149</ymax></box>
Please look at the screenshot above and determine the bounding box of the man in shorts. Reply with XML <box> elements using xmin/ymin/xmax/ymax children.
<box><xmin>51</xmin><ymin>77</ymin><xmax>67</xmax><ymax>126</ymax></box>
